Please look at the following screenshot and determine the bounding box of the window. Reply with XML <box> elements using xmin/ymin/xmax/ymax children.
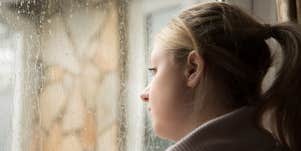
<box><xmin>0</xmin><ymin>0</ymin><xmax>276</xmax><ymax>151</ymax></box>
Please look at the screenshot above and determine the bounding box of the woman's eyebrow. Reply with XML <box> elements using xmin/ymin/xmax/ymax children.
<box><xmin>150</xmin><ymin>55</ymin><xmax>156</xmax><ymax>66</ymax></box>
<box><xmin>149</xmin><ymin>59</ymin><xmax>153</xmax><ymax>67</ymax></box>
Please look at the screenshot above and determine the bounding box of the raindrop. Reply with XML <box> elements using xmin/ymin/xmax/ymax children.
<box><xmin>48</xmin><ymin>30</ymin><xmax>52</xmax><ymax>35</ymax></box>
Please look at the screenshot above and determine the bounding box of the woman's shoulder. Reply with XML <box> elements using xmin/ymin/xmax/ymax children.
<box><xmin>166</xmin><ymin>106</ymin><xmax>282</xmax><ymax>151</ymax></box>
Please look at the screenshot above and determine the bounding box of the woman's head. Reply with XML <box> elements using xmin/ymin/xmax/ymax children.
<box><xmin>157</xmin><ymin>2</ymin><xmax>273</xmax><ymax>108</ymax></box>
<box><xmin>141</xmin><ymin>2</ymin><xmax>301</xmax><ymax>150</ymax></box>
<box><xmin>141</xmin><ymin>2</ymin><xmax>271</xmax><ymax>140</ymax></box>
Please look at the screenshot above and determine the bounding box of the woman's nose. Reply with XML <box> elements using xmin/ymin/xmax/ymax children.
<box><xmin>140</xmin><ymin>86</ymin><xmax>150</xmax><ymax>102</ymax></box>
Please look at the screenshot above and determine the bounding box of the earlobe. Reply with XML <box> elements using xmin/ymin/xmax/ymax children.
<box><xmin>185</xmin><ymin>50</ymin><xmax>204</xmax><ymax>88</ymax></box>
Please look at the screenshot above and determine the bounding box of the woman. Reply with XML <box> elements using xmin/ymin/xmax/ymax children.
<box><xmin>140</xmin><ymin>2</ymin><xmax>301</xmax><ymax>151</ymax></box>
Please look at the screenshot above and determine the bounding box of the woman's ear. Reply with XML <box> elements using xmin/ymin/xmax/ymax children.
<box><xmin>184</xmin><ymin>50</ymin><xmax>205</xmax><ymax>88</ymax></box>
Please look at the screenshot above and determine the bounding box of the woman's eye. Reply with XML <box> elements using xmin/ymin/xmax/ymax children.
<box><xmin>148</xmin><ymin>68</ymin><xmax>157</xmax><ymax>76</ymax></box>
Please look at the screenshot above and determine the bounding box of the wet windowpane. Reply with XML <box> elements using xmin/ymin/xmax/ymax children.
<box><xmin>0</xmin><ymin>0</ymin><xmax>276</xmax><ymax>151</ymax></box>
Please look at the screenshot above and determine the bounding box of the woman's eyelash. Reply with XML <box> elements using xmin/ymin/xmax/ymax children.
<box><xmin>148</xmin><ymin>68</ymin><xmax>157</xmax><ymax>75</ymax></box>
<box><xmin>148</xmin><ymin>67</ymin><xmax>156</xmax><ymax>71</ymax></box>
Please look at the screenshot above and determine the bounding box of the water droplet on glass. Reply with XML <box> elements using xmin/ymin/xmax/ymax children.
<box><xmin>48</xmin><ymin>30</ymin><xmax>52</xmax><ymax>35</ymax></box>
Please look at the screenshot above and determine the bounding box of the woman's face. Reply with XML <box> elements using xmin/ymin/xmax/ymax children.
<box><xmin>140</xmin><ymin>43</ymin><xmax>195</xmax><ymax>140</ymax></box>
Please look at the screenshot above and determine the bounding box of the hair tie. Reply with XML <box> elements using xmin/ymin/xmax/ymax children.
<box><xmin>263</xmin><ymin>24</ymin><xmax>273</xmax><ymax>40</ymax></box>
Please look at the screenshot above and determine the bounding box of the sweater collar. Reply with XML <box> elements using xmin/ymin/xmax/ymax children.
<box><xmin>166</xmin><ymin>106</ymin><xmax>278</xmax><ymax>151</ymax></box>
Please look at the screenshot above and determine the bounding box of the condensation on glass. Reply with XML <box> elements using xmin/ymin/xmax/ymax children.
<box><xmin>0</xmin><ymin>0</ymin><xmax>124</xmax><ymax>151</ymax></box>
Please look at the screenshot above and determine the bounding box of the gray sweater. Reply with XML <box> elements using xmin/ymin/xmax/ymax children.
<box><xmin>166</xmin><ymin>106</ymin><xmax>284</xmax><ymax>151</ymax></box>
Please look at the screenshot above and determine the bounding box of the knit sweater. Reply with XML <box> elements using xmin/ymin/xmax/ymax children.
<box><xmin>166</xmin><ymin>106</ymin><xmax>283</xmax><ymax>151</ymax></box>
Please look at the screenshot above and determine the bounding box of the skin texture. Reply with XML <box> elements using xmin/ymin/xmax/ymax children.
<box><xmin>140</xmin><ymin>42</ymin><xmax>230</xmax><ymax>141</ymax></box>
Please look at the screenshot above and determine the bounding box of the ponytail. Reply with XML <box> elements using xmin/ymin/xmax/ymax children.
<box><xmin>261</xmin><ymin>22</ymin><xmax>301</xmax><ymax>151</ymax></box>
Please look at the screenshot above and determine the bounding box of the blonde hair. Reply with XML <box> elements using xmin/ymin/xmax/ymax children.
<box><xmin>156</xmin><ymin>2</ymin><xmax>301</xmax><ymax>151</ymax></box>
